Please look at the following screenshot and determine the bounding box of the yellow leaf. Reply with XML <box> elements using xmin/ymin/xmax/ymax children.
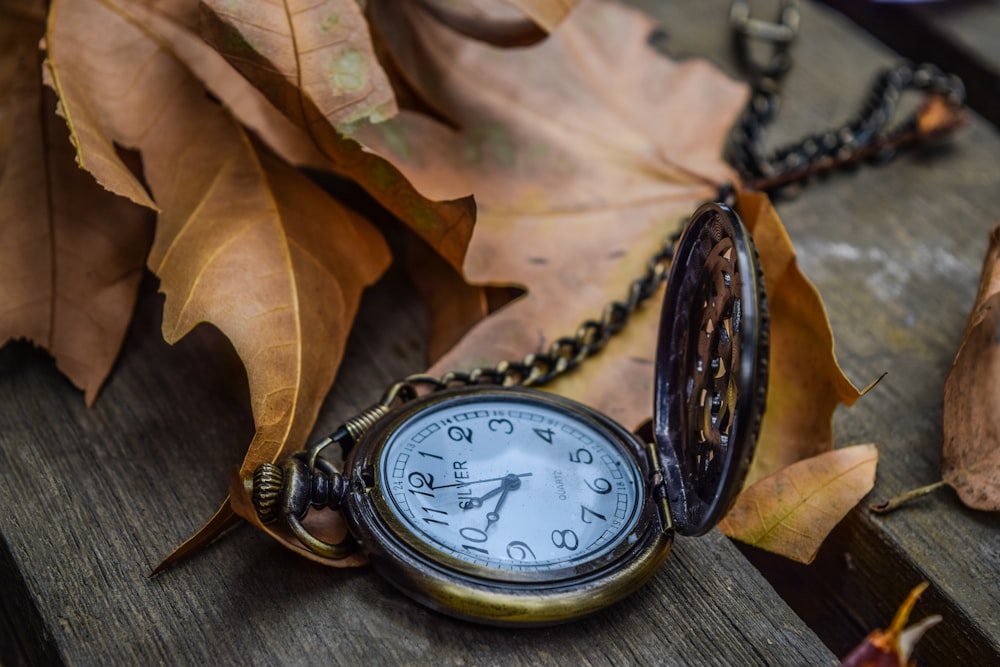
<box><xmin>737</xmin><ymin>191</ymin><xmax>863</xmax><ymax>485</ymax></box>
<box><xmin>718</xmin><ymin>444</ymin><xmax>878</xmax><ymax>564</ymax></box>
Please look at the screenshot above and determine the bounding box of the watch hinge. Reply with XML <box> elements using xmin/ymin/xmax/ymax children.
<box><xmin>644</xmin><ymin>441</ymin><xmax>674</xmax><ymax>533</ymax></box>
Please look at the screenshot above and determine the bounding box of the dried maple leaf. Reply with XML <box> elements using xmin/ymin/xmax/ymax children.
<box><xmin>0</xmin><ymin>0</ymin><xmax>152</xmax><ymax>406</ymax></box>
<box><xmin>359</xmin><ymin>5</ymin><xmax>861</xmax><ymax>456</ymax></box>
<box><xmin>718</xmin><ymin>444</ymin><xmax>878</xmax><ymax>564</ymax></box>
<box><xmin>125</xmin><ymin>0</ymin><xmax>332</xmax><ymax>171</ymax></box>
<box><xmin>44</xmin><ymin>0</ymin><xmax>390</xmax><ymax>565</ymax></box>
<box><xmin>361</xmin><ymin>0</ymin><xmax>748</xmax><ymax>428</ymax></box>
<box><xmin>198</xmin><ymin>0</ymin><xmax>397</xmax><ymax>134</ymax></box>
<box><xmin>354</xmin><ymin>4</ymin><xmax>867</xmax><ymax>564</ymax></box>
<box><xmin>840</xmin><ymin>582</ymin><xmax>941</xmax><ymax>667</ymax></box>
<box><xmin>875</xmin><ymin>222</ymin><xmax>1000</xmax><ymax>513</ymax></box>
<box><xmin>200</xmin><ymin>0</ymin><xmax>476</xmax><ymax>272</ymax></box>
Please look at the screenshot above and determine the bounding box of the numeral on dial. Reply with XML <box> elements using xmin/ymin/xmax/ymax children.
<box><xmin>448</xmin><ymin>426</ymin><xmax>473</xmax><ymax>443</ymax></box>
<box><xmin>506</xmin><ymin>541</ymin><xmax>537</xmax><ymax>560</ymax></box>
<box><xmin>488</xmin><ymin>418</ymin><xmax>514</xmax><ymax>434</ymax></box>
<box><xmin>533</xmin><ymin>428</ymin><xmax>555</xmax><ymax>444</ymax></box>
<box><xmin>580</xmin><ymin>505</ymin><xmax>606</xmax><ymax>524</ymax></box>
<box><xmin>460</xmin><ymin>527</ymin><xmax>489</xmax><ymax>543</ymax></box>
<box><xmin>421</xmin><ymin>507</ymin><xmax>449</xmax><ymax>526</ymax></box>
<box><xmin>408</xmin><ymin>472</ymin><xmax>435</xmax><ymax>489</ymax></box>
<box><xmin>585</xmin><ymin>477</ymin><xmax>612</xmax><ymax>494</ymax></box>
<box><xmin>568</xmin><ymin>447</ymin><xmax>593</xmax><ymax>464</ymax></box>
<box><xmin>551</xmin><ymin>529</ymin><xmax>579</xmax><ymax>551</ymax></box>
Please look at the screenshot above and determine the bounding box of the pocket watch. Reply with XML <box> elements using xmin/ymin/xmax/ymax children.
<box><xmin>251</xmin><ymin>202</ymin><xmax>769</xmax><ymax>626</ymax></box>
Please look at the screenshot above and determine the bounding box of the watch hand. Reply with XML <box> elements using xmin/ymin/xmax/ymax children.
<box><xmin>460</xmin><ymin>483</ymin><xmax>505</xmax><ymax>510</ymax></box>
<box><xmin>484</xmin><ymin>475</ymin><xmax>521</xmax><ymax>531</ymax></box>
<box><xmin>431</xmin><ymin>472</ymin><xmax>532</xmax><ymax>490</ymax></box>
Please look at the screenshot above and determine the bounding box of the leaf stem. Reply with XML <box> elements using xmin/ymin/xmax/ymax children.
<box><xmin>869</xmin><ymin>480</ymin><xmax>947</xmax><ymax>514</ymax></box>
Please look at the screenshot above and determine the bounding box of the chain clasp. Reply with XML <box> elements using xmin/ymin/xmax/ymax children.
<box><xmin>730</xmin><ymin>0</ymin><xmax>800</xmax><ymax>86</ymax></box>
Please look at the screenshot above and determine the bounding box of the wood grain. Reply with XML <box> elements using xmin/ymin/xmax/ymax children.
<box><xmin>641</xmin><ymin>0</ymin><xmax>1000</xmax><ymax>661</ymax></box>
<box><xmin>0</xmin><ymin>263</ymin><xmax>835</xmax><ymax>666</ymax></box>
<box><xmin>821</xmin><ymin>0</ymin><xmax>1000</xmax><ymax>129</ymax></box>
<box><xmin>3</xmin><ymin>0</ymin><xmax>1000</xmax><ymax>665</ymax></box>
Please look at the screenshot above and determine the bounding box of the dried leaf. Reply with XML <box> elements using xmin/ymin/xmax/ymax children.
<box><xmin>736</xmin><ymin>191</ymin><xmax>863</xmax><ymax>486</ymax></box>
<box><xmin>357</xmin><ymin>2</ymin><xmax>867</xmax><ymax>562</ymax></box>
<box><xmin>45</xmin><ymin>0</ymin><xmax>390</xmax><ymax>564</ymax></box>
<box><xmin>503</xmin><ymin>0</ymin><xmax>579</xmax><ymax>31</ymax></box>
<box><xmin>941</xmin><ymin>223</ymin><xmax>1000</xmax><ymax>509</ymax></box>
<box><xmin>198</xmin><ymin>0</ymin><xmax>396</xmax><ymax>133</ymax></box>
<box><xmin>840</xmin><ymin>582</ymin><xmax>941</xmax><ymax>667</ymax></box>
<box><xmin>0</xmin><ymin>1</ymin><xmax>152</xmax><ymax>405</ymax></box>
<box><xmin>413</xmin><ymin>0</ymin><xmax>577</xmax><ymax>47</ymax></box>
<box><xmin>718</xmin><ymin>444</ymin><xmax>878</xmax><ymax>564</ymax></box>
<box><xmin>125</xmin><ymin>0</ymin><xmax>331</xmax><ymax>170</ymax></box>
<box><xmin>362</xmin><ymin>8</ymin><xmax>862</xmax><ymax>533</ymax></box>
<box><xmin>362</xmin><ymin>0</ymin><xmax>747</xmax><ymax>427</ymax></box>
<box><xmin>407</xmin><ymin>241</ymin><xmax>489</xmax><ymax>363</ymax></box>
<box><xmin>875</xmin><ymin>222</ymin><xmax>1000</xmax><ymax>513</ymax></box>
<box><xmin>201</xmin><ymin>0</ymin><xmax>476</xmax><ymax>272</ymax></box>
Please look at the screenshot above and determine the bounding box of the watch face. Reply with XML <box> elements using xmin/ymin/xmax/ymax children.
<box><xmin>372</xmin><ymin>392</ymin><xmax>644</xmax><ymax>578</ymax></box>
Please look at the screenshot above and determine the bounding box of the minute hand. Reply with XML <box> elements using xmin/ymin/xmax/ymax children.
<box><xmin>430</xmin><ymin>472</ymin><xmax>532</xmax><ymax>490</ymax></box>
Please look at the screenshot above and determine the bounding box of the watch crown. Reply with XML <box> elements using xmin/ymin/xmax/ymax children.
<box><xmin>252</xmin><ymin>463</ymin><xmax>284</xmax><ymax>524</ymax></box>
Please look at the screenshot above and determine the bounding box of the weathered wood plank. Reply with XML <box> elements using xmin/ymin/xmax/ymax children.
<box><xmin>821</xmin><ymin>0</ymin><xmax>1000</xmax><ymax>129</ymax></box>
<box><xmin>0</xmin><ymin>261</ymin><xmax>836</xmax><ymax>666</ymax></box>
<box><xmin>641</xmin><ymin>0</ymin><xmax>1000</xmax><ymax>662</ymax></box>
<box><xmin>5</xmin><ymin>0</ymin><xmax>999</xmax><ymax>664</ymax></box>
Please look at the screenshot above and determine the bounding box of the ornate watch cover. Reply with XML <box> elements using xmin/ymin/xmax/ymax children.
<box><xmin>654</xmin><ymin>202</ymin><xmax>769</xmax><ymax>536</ymax></box>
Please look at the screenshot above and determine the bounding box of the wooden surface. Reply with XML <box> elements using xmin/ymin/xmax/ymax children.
<box><xmin>822</xmin><ymin>0</ymin><xmax>1000</xmax><ymax>129</ymax></box>
<box><xmin>2</xmin><ymin>1</ymin><xmax>999</xmax><ymax>665</ymax></box>
<box><xmin>646</xmin><ymin>0</ymin><xmax>1000</xmax><ymax>662</ymax></box>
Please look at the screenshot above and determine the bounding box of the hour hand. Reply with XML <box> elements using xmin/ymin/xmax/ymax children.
<box><xmin>459</xmin><ymin>473</ymin><xmax>524</xmax><ymax>511</ymax></box>
<box><xmin>459</xmin><ymin>483</ymin><xmax>504</xmax><ymax>510</ymax></box>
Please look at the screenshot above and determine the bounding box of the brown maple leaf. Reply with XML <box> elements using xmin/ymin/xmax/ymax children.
<box><xmin>0</xmin><ymin>0</ymin><xmax>152</xmax><ymax>406</ymax></box>
<box><xmin>360</xmin><ymin>0</ymin><xmax>747</xmax><ymax>426</ymax></box>
<box><xmin>200</xmin><ymin>0</ymin><xmax>476</xmax><ymax>272</ymax></box>
<box><xmin>44</xmin><ymin>0</ymin><xmax>391</xmax><ymax>565</ymax></box>
<box><xmin>351</xmin><ymin>2</ymin><xmax>868</xmax><ymax>563</ymax></box>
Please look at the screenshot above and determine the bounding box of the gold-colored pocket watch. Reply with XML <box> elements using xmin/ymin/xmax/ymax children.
<box><xmin>252</xmin><ymin>202</ymin><xmax>769</xmax><ymax>626</ymax></box>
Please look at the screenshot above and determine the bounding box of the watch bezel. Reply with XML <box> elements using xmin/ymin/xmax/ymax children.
<box><xmin>343</xmin><ymin>386</ymin><xmax>674</xmax><ymax>626</ymax></box>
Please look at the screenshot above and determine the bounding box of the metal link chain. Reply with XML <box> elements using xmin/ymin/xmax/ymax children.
<box><xmin>727</xmin><ymin>61</ymin><xmax>966</xmax><ymax>191</ymax></box>
<box><xmin>726</xmin><ymin>1</ymin><xmax>965</xmax><ymax>194</ymax></box>
<box><xmin>377</xmin><ymin>230</ymin><xmax>681</xmax><ymax>402</ymax></box>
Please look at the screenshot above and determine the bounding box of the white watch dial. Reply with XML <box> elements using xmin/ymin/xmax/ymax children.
<box><xmin>376</xmin><ymin>396</ymin><xmax>643</xmax><ymax>573</ymax></box>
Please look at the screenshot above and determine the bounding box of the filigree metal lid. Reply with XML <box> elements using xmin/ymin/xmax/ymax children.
<box><xmin>653</xmin><ymin>202</ymin><xmax>769</xmax><ymax>536</ymax></box>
